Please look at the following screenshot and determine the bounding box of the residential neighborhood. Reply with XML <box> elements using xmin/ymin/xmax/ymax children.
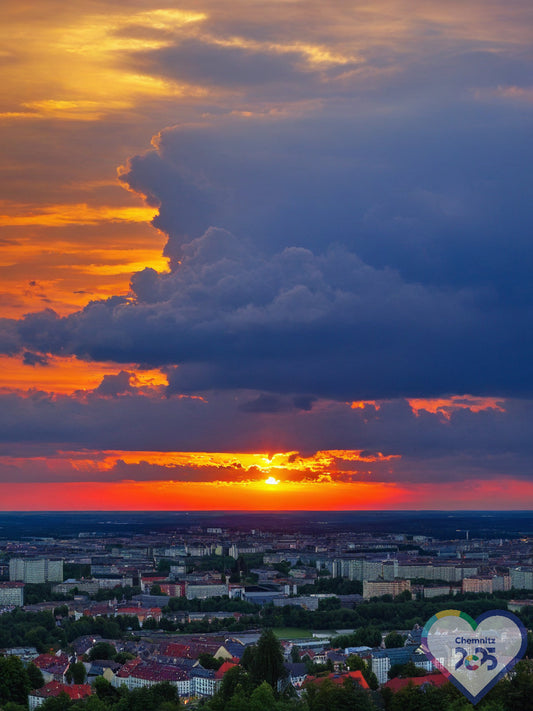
<box><xmin>1</xmin><ymin>515</ymin><xmax>533</xmax><ymax>708</ymax></box>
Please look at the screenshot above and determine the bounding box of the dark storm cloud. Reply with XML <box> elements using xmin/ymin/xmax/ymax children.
<box><xmin>1</xmin><ymin>221</ymin><xmax>532</xmax><ymax>400</ymax></box>
<box><xmin>238</xmin><ymin>393</ymin><xmax>316</xmax><ymax>413</ymax></box>
<box><xmin>0</xmin><ymin>41</ymin><xmax>531</xmax><ymax>402</ymax></box>
<box><xmin>95</xmin><ymin>371</ymin><xmax>135</xmax><ymax>396</ymax></box>
<box><xmin>22</xmin><ymin>351</ymin><xmax>49</xmax><ymax>366</ymax></box>
<box><xmin>118</xmin><ymin>107</ymin><xmax>533</xmax><ymax>297</ymax></box>
<box><xmin>0</xmin><ymin>387</ymin><xmax>532</xmax><ymax>483</ymax></box>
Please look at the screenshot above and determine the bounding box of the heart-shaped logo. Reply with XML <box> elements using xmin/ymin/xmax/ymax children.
<box><xmin>421</xmin><ymin>609</ymin><xmax>527</xmax><ymax>704</ymax></box>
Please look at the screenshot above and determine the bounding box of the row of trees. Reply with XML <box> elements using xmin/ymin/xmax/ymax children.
<box><xmin>0</xmin><ymin>655</ymin><xmax>44</xmax><ymax>707</ymax></box>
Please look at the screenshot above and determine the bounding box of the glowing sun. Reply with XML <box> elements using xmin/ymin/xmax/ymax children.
<box><xmin>265</xmin><ymin>476</ymin><xmax>280</xmax><ymax>485</ymax></box>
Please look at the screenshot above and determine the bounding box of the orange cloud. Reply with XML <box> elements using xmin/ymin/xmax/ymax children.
<box><xmin>408</xmin><ymin>396</ymin><xmax>506</xmax><ymax>419</ymax></box>
<box><xmin>86</xmin><ymin>449</ymin><xmax>400</xmax><ymax>479</ymax></box>
<box><xmin>0</xmin><ymin>355</ymin><xmax>168</xmax><ymax>395</ymax></box>
<box><xmin>0</xmin><ymin>202</ymin><xmax>158</xmax><ymax>227</ymax></box>
<box><xmin>350</xmin><ymin>400</ymin><xmax>380</xmax><ymax>410</ymax></box>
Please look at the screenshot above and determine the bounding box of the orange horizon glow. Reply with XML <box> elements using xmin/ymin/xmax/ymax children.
<box><xmin>0</xmin><ymin>478</ymin><xmax>532</xmax><ymax>511</ymax></box>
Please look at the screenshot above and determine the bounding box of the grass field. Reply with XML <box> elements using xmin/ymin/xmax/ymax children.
<box><xmin>272</xmin><ymin>627</ymin><xmax>315</xmax><ymax>639</ymax></box>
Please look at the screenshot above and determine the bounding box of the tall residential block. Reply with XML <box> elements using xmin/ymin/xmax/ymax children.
<box><xmin>9</xmin><ymin>558</ymin><xmax>63</xmax><ymax>583</ymax></box>
<box><xmin>0</xmin><ymin>582</ymin><xmax>24</xmax><ymax>606</ymax></box>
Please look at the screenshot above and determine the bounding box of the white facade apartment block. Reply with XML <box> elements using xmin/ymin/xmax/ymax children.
<box><xmin>396</xmin><ymin>564</ymin><xmax>478</xmax><ymax>582</ymax></box>
<box><xmin>115</xmin><ymin>674</ymin><xmax>191</xmax><ymax>696</ymax></box>
<box><xmin>186</xmin><ymin>584</ymin><xmax>229</xmax><ymax>600</ymax></box>
<box><xmin>492</xmin><ymin>575</ymin><xmax>511</xmax><ymax>592</ymax></box>
<box><xmin>371</xmin><ymin>655</ymin><xmax>390</xmax><ymax>685</ymax></box>
<box><xmin>0</xmin><ymin>583</ymin><xmax>24</xmax><ymax>606</ymax></box>
<box><xmin>9</xmin><ymin>559</ymin><xmax>26</xmax><ymax>582</ymax></box>
<box><xmin>9</xmin><ymin>558</ymin><xmax>63</xmax><ymax>584</ymax></box>
<box><xmin>191</xmin><ymin>675</ymin><xmax>218</xmax><ymax>696</ymax></box>
<box><xmin>511</xmin><ymin>568</ymin><xmax>533</xmax><ymax>589</ymax></box>
<box><xmin>28</xmin><ymin>692</ymin><xmax>43</xmax><ymax>710</ymax></box>
<box><xmin>46</xmin><ymin>560</ymin><xmax>64</xmax><ymax>582</ymax></box>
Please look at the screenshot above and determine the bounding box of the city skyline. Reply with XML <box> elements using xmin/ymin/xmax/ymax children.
<box><xmin>0</xmin><ymin>1</ymin><xmax>532</xmax><ymax>510</ymax></box>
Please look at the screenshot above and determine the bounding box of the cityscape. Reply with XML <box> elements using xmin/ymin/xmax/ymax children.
<box><xmin>0</xmin><ymin>512</ymin><xmax>533</xmax><ymax>709</ymax></box>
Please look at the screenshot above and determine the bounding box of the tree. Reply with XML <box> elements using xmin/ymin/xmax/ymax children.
<box><xmin>388</xmin><ymin>660</ymin><xmax>428</xmax><ymax>680</ymax></box>
<box><xmin>199</xmin><ymin>652</ymin><xmax>223</xmax><ymax>670</ymax></box>
<box><xmin>305</xmin><ymin>677</ymin><xmax>377</xmax><ymax>711</ymax></box>
<box><xmin>384</xmin><ymin>631</ymin><xmax>405</xmax><ymax>649</ymax></box>
<box><xmin>93</xmin><ymin>676</ymin><xmax>120</xmax><ymax>704</ymax></box>
<box><xmin>2</xmin><ymin>703</ymin><xmax>27</xmax><ymax>711</ymax></box>
<box><xmin>0</xmin><ymin>655</ymin><xmax>32</xmax><ymax>706</ymax></box>
<box><xmin>115</xmin><ymin>651</ymin><xmax>136</xmax><ymax>665</ymax></box>
<box><xmin>224</xmin><ymin>685</ymin><xmax>249</xmax><ymax>711</ymax></box>
<box><xmin>249</xmin><ymin>681</ymin><xmax>277</xmax><ymax>711</ymax></box>
<box><xmin>251</xmin><ymin>628</ymin><xmax>287</xmax><ymax>691</ymax></box>
<box><xmin>347</xmin><ymin>655</ymin><xmax>379</xmax><ymax>690</ymax></box>
<box><xmin>39</xmin><ymin>692</ymin><xmax>74</xmax><ymax>711</ymax></box>
<box><xmin>157</xmin><ymin>559</ymin><xmax>172</xmax><ymax>574</ymax></box>
<box><xmin>79</xmin><ymin>697</ymin><xmax>108</xmax><ymax>711</ymax></box>
<box><xmin>27</xmin><ymin>662</ymin><xmax>45</xmax><ymax>690</ymax></box>
<box><xmin>67</xmin><ymin>661</ymin><xmax>86</xmax><ymax>684</ymax></box>
<box><xmin>501</xmin><ymin>659</ymin><xmax>533</xmax><ymax>711</ymax></box>
<box><xmin>318</xmin><ymin>597</ymin><xmax>341</xmax><ymax>611</ymax></box>
<box><xmin>88</xmin><ymin>641</ymin><xmax>116</xmax><ymax>661</ymax></box>
<box><xmin>142</xmin><ymin>616</ymin><xmax>158</xmax><ymax>629</ymax></box>
<box><xmin>396</xmin><ymin>590</ymin><xmax>412</xmax><ymax>602</ymax></box>
<box><xmin>216</xmin><ymin>665</ymin><xmax>253</xmax><ymax>705</ymax></box>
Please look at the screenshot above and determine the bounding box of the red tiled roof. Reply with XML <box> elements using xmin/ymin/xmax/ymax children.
<box><xmin>215</xmin><ymin>661</ymin><xmax>237</xmax><ymax>679</ymax></box>
<box><xmin>31</xmin><ymin>681</ymin><xmax>92</xmax><ymax>700</ymax></box>
<box><xmin>305</xmin><ymin>670</ymin><xmax>370</xmax><ymax>690</ymax></box>
<box><xmin>116</xmin><ymin>658</ymin><xmax>142</xmax><ymax>678</ymax></box>
<box><xmin>33</xmin><ymin>654</ymin><xmax>69</xmax><ymax>672</ymax></box>
<box><xmin>385</xmin><ymin>673</ymin><xmax>448</xmax><ymax>693</ymax></box>
<box><xmin>120</xmin><ymin>661</ymin><xmax>189</xmax><ymax>682</ymax></box>
<box><xmin>162</xmin><ymin>641</ymin><xmax>221</xmax><ymax>659</ymax></box>
<box><xmin>162</xmin><ymin>643</ymin><xmax>190</xmax><ymax>658</ymax></box>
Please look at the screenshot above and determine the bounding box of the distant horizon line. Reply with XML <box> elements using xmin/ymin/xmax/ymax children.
<box><xmin>0</xmin><ymin>509</ymin><xmax>532</xmax><ymax>514</ymax></box>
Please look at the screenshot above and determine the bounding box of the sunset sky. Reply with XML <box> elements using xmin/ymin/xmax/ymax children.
<box><xmin>1</xmin><ymin>0</ymin><xmax>532</xmax><ymax>510</ymax></box>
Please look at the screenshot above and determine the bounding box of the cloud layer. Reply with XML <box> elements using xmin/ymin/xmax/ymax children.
<box><xmin>1</xmin><ymin>0</ymin><xmax>533</xmax><ymax>505</ymax></box>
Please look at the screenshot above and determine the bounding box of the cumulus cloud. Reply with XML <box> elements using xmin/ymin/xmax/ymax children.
<box><xmin>117</xmin><ymin>110</ymin><xmax>532</xmax><ymax>291</ymax></box>
<box><xmin>95</xmin><ymin>370</ymin><xmax>135</xmax><ymax>396</ymax></box>
<box><xmin>1</xmin><ymin>222</ymin><xmax>530</xmax><ymax>400</ymax></box>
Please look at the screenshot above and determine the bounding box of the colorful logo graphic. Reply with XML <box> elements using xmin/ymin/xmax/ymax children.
<box><xmin>421</xmin><ymin>609</ymin><xmax>527</xmax><ymax>704</ymax></box>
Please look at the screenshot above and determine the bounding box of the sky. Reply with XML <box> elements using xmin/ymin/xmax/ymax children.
<box><xmin>0</xmin><ymin>0</ymin><xmax>532</xmax><ymax>510</ymax></box>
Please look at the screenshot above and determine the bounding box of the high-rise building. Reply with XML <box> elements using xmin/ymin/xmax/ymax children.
<box><xmin>0</xmin><ymin>582</ymin><xmax>24</xmax><ymax>606</ymax></box>
<box><xmin>9</xmin><ymin>558</ymin><xmax>63</xmax><ymax>584</ymax></box>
